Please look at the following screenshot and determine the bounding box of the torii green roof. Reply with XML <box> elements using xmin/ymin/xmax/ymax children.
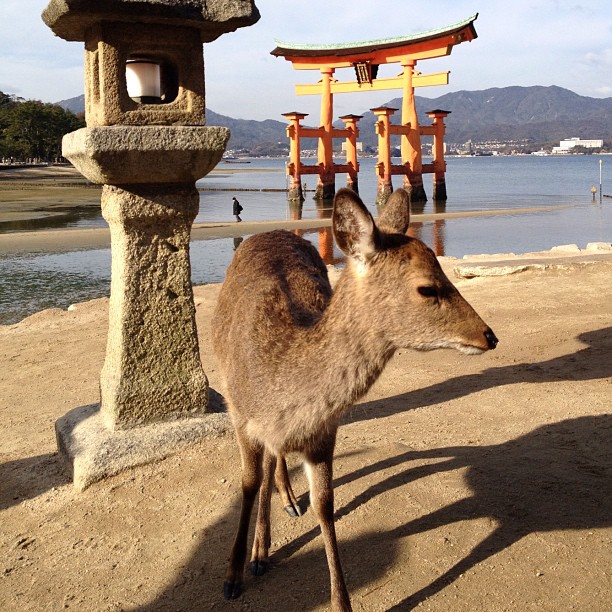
<box><xmin>271</xmin><ymin>13</ymin><xmax>478</xmax><ymax>58</ymax></box>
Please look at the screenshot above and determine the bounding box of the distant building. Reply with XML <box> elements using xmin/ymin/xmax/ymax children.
<box><xmin>552</xmin><ymin>137</ymin><xmax>603</xmax><ymax>154</ymax></box>
<box><xmin>560</xmin><ymin>137</ymin><xmax>603</xmax><ymax>149</ymax></box>
<box><xmin>341</xmin><ymin>141</ymin><xmax>363</xmax><ymax>154</ymax></box>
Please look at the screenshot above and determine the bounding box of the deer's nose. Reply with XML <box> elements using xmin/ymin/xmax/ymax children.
<box><xmin>484</xmin><ymin>328</ymin><xmax>498</xmax><ymax>350</ymax></box>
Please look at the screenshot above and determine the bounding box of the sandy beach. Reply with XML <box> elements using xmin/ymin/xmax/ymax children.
<box><xmin>1</xmin><ymin>166</ymin><xmax>611</xmax><ymax>611</ymax></box>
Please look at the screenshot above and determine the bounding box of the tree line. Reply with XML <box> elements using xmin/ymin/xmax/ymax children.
<box><xmin>0</xmin><ymin>91</ymin><xmax>84</xmax><ymax>163</ymax></box>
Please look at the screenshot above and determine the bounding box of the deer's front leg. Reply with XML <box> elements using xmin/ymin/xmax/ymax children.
<box><xmin>224</xmin><ymin>436</ymin><xmax>263</xmax><ymax>600</ymax></box>
<box><xmin>305</xmin><ymin>435</ymin><xmax>352</xmax><ymax>612</ymax></box>
<box><xmin>250</xmin><ymin>449</ymin><xmax>276</xmax><ymax>576</ymax></box>
<box><xmin>275</xmin><ymin>454</ymin><xmax>302</xmax><ymax>517</ymax></box>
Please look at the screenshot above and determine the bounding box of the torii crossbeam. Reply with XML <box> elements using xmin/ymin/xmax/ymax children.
<box><xmin>271</xmin><ymin>14</ymin><xmax>478</xmax><ymax>203</ymax></box>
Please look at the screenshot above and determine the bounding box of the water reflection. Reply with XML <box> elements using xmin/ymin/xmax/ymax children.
<box><xmin>286</xmin><ymin>198</ymin><xmax>345</xmax><ymax>266</ymax></box>
<box><xmin>291</xmin><ymin>195</ymin><xmax>450</xmax><ymax>262</ymax></box>
<box><xmin>0</xmin><ymin>248</ymin><xmax>111</xmax><ymax>324</ymax></box>
<box><xmin>0</xmin><ymin>206</ymin><xmax>105</xmax><ymax>233</ymax></box>
<box><xmin>408</xmin><ymin>200</ymin><xmax>447</xmax><ymax>256</ymax></box>
<box><xmin>2</xmin><ymin>201</ymin><xmax>609</xmax><ymax>325</ymax></box>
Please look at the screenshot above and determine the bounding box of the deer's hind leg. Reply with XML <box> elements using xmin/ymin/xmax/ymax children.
<box><xmin>224</xmin><ymin>431</ymin><xmax>264</xmax><ymax>600</ymax></box>
<box><xmin>250</xmin><ymin>449</ymin><xmax>276</xmax><ymax>576</ymax></box>
<box><xmin>275</xmin><ymin>454</ymin><xmax>302</xmax><ymax>517</ymax></box>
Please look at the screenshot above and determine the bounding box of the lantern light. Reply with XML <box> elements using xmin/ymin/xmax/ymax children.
<box><xmin>126</xmin><ymin>59</ymin><xmax>162</xmax><ymax>104</ymax></box>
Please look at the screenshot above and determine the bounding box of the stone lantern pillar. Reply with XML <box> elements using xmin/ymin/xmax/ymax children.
<box><xmin>42</xmin><ymin>0</ymin><xmax>260</xmax><ymax>489</ymax></box>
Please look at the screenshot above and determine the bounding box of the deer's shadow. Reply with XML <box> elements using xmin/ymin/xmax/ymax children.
<box><xmin>124</xmin><ymin>328</ymin><xmax>612</xmax><ymax>609</ymax></box>
<box><xmin>275</xmin><ymin>414</ymin><xmax>611</xmax><ymax>610</ymax></box>
<box><xmin>272</xmin><ymin>327</ymin><xmax>612</xmax><ymax>607</ymax></box>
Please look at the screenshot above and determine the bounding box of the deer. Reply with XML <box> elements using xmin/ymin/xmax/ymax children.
<box><xmin>212</xmin><ymin>188</ymin><xmax>498</xmax><ymax>611</ymax></box>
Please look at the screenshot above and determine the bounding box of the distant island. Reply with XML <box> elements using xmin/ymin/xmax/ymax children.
<box><xmin>56</xmin><ymin>85</ymin><xmax>612</xmax><ymax>157</ymax></box>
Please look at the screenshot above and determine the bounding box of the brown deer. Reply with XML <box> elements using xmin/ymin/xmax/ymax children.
<box><xmin>212</xmin><ymin>188</ymin><xmax>498</xmax><ymax>611</ymax></box>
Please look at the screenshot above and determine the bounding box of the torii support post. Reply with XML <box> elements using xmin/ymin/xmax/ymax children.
<box><xmin>427</xmin><ymin>109</ymin><xmax>451</xmax><ymax>201</ymax></box>
<box><xmin>372</xmin><ymin>107</ymin><xmax>396</xmax><ymax>207</ymax></box>
<box><xmin>315</xmin><ymin>67</ymin><xmax>336</xmax><ymax>200</ymax></box>
<box><xmin>401</xmin><ymin>60</ymin><xmax>427</xmax><ymax>203</ymax></box>
<box><xmin>339</xmin><ymin>114</ymin><xmax>362</xmax><ymax>193</ymax></box>
<box><xmin>283</xmin><ymin>111</ymin><xmax>308</xmax><ymax>200</ymax></box>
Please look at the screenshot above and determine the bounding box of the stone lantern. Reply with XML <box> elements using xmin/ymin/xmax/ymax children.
<box><xmin>42</xmin><ymin>0</ymin><xmax>260</xmax><ymax>489</ymax></box>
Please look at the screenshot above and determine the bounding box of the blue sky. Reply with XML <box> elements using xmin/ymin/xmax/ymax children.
<box><xmin>1</xmin><ymin>1</ymin><xmax>610</xmax><ymax>121</ymax></box>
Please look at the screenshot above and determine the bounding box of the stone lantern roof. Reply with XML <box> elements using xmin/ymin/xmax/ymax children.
<box><xmin>42</xmin><ymin>0</ymin><xmax>260</xmax><ymax>42</ymax></box>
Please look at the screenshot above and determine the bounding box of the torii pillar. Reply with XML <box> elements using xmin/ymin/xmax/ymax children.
<box><xmin>283</xmin><ymin>111</ymin><xmax>362</xmax><ymax>199</ymax></box>
<box><xmin>283</xmin><ymin>111</ymin><xmax>308</xmax><ymax>200</ymax></box>
<box><xmin>401</xmin><ymin>60</ymin><xmax>427</xmax><ymax>202</ymax></box>
<box><xmin>427</xmin><ymin>109</ymin><xmax>451</xmax><ymax>201</ymax></box>
<box><xmin>314</xmin><ymin>67</ymin><xmax>336</xmax><ymax>200</ymax></box>
<box><xmin>338</xmin><ymin>113</ymin><xmax>362</xmax><ymax>193</ymax></box>
<box><xmin>372</xmin><ymin>106</ymin><xmax>396</xmax><ymax>206</ymax></box>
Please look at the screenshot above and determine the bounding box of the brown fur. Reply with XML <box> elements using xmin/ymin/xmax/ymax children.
<box><xmin>212</xmin><ymin>188</ymin><xmax>497</xmax><ymax>611</ymax></box>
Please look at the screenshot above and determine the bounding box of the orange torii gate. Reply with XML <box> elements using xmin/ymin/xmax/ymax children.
<box><xmin>271</xmin><ymin>14</ymin><xmax>478</xmax><ymax>203</ymax></box>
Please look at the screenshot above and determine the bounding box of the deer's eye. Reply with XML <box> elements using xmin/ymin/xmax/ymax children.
<box><xmin>417</xmin><ymin>286</ymin><xmax>438</xmax><ymax>299</ymax></box>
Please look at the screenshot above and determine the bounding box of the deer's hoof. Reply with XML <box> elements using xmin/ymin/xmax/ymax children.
<box><xmin>284</xmin><ymin>502</ymin><xmax>302</xmax><ymax>517</ymax></box>
<box><xmin>250</xmin><ymin>559</ymin><xmax>269</xmax><ymax>576</ymax></box>
<box><xmin>223</xmin><ymin>580</ymin><xmax>243</xmax><ymax>600</ymax></box>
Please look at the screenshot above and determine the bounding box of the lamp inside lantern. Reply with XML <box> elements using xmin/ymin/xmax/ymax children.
<box><xmin>126</xmin><ymin>59</ymin><xmax>162</xmax><ymax>104</ymax></box>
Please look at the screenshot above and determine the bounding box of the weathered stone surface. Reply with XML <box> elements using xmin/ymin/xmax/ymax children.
<box><xmin>550</xmin><ymin>244</ymin><xmax>581</xmax><ymax>254</ymax></box>
<box><xmin>82</xmin><ymin>22</ymin><xmax>208</xmax><ymax>127</ymax></box>
<box><xmin>586</xmin><ymin>242</ymin><xmax>612</xmax><ymax>252</ymax></box>
<box><xmin>99</xmin><ymin>183</ymin><xmax>208</xmax><ymax>429</ymax></box>
<box><xmin>56</xmin><ymin>401</ymin><xmax>231</xmax><ymax>490</ymax></box>
<box><xmin>63</xmin><ymin>126</ymin><xmax>229</xmax><ymax>184</ymax></box>
<box><xmin>454</xmin><ymin>263</ymin><xmax>541</xmax><ymax>278</ymax></box>
<box><xmin>42</xmin><ymin>0</ymin><xmax>260</xmax><ymax>42</ymax></box>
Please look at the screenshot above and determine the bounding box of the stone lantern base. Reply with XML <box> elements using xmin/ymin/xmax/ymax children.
<box><xmin>56</xmin><ymin>400</ymin><xmax>231</xmax><ymax>491</ymax></box>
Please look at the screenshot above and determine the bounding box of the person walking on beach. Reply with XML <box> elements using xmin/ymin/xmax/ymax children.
<box><xmin>232</xmin><ymin>196</ymin><xmax>243</xmax><ymax>222</ymax></box>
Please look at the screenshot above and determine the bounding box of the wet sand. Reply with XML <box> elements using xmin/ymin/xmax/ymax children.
<box><xmin>0</xmin><ymin>165</ymin><xmax>100</xmax><ymax>223</ymax></box>
<box><xmin>0</xmin><ymin>165</ymin><xmax>574</xmax><ymax>253</ymax></box>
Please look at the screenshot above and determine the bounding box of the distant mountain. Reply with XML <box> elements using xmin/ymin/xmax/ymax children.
<box><xmin>56</xmin><ymin>94</ymin><xmax>85</xmax><ymax>115</ymax></box>
<box><xmin>205</xmin><ymin>108</ymin><xmax>295</xmax><ymax>152</ymax></box>
<box><xmin>410</xmin><ymin>85</ymin><xmax>612</xmax><ymax>144</ymax></box>
<box><xmin>56</xmin><ymin>85</ymin><xmax>612</xmax><ymax>149</ymax></box>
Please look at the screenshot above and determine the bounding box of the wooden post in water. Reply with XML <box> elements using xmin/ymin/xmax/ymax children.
<box><xmin>315</xmin><ymin>67</ymin><xmax>336</xmax><ymax>200</ymax></box>
<box><xmin>401</xmin><ymin>60</ymin><xmax>426</xmax><ymax>202</ymax></box>
<box><xmin>283</xmin><ymin>111</ymin><xmax>308</xmax><ymax>200</ymax></box>
<box><xmin>372</xmin><ymin>106</ymin><xmax>396</xmax><ymax>207</ymax></box>
<box><xmin>339</xmin><ymin>114</ymin><xmax>362</xmax><ymax>193</ymax></box>
<box><xmin>426</xmin><ymin>109</ymin><xmax>451</xmax><ymax>201</ymax></box>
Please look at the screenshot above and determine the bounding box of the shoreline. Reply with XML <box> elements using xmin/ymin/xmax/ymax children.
<box><xmin>0</xmin><ymin>205</ymin><xmax>575</xmax><ymax>254</ymax></box>
<box><xmin>0</xmin><ymin>164</ymin><xmax>607</xmax><ymax>258</ymax></box>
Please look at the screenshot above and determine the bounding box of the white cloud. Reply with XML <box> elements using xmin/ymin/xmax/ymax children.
<box><xmin>583</xmin><ymin>48</ymin><xmax>612</xmax><ymax>67</ymax></box>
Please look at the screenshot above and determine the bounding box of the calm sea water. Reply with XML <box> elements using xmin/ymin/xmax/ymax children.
<box><xmin>0</xmin><ymin>155</ymin><xmax>610</xmax><ymax>324</ymax></box>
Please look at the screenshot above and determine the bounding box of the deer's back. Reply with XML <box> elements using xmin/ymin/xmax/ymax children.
<box><xmin>212</xmin><ymin>230</ymin><xmax>332</xmax><ymax>380</ymax></box>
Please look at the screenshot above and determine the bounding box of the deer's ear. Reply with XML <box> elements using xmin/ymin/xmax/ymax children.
<box><xmin>377</xmin><ymin>188</ymin><xmax>410</xmax><ymax>234</ymax></box>
<box><xmin>333</xmin><ymin>188</ymin><xmax>380</xmax><ymax>259</ymax></box>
